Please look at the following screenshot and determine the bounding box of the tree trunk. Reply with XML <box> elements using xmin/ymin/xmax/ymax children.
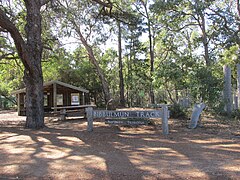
<box><xmin>0</xmin><ymin>0</ymin><xmax>45</xmax><ymax>129</ymax></box>
<box><xmin>237</xmin><ymin>0</ymin><xmax>240</xmax><ymax>28</ymax></box>
<box><xmin>24</xmin><ymin>0</ymin><xmax>44</xmax><ymax>128</ymax></box>
<box><xmin>118</xmin><ymin>21</ymin><xmax>125</xmax><ymax>107</ymax></box>
<box><xmin>141</xmin><ymin>1</ymin><xmax>155</xmax><ymax>104</ymax></box>
<box><xmin>223</xmin><ymin>65</ymin><xmax>232</xmax><ymax>115</ymax></box>
<box><xmin>72</xmin><ymin>21</ymin><xmax>111</xmax><ymax>104</ymax></box>
<box><xmin>24</xmin><ymin>72</ymin><xmax>44</xmax><ymax>128</ymax></box>
<box><xmin>199</xmin><ymin>12</ymin><xmax>210</xmax><ymax>66</ymax></box>
<box><xmin>175</xmin><ymin>88</ymin><xmax>179</xmax><ymax>102</ymax></box>
<box><xmin>237</xmin><ymin>64</ymin><xmax>240</xmax><ymax>109</ymax></box>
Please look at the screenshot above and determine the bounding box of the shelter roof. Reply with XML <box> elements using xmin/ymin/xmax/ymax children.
<box><xmin>12</xmin><ymin>80</ymin><xmax>89</xmax><ymax>94</ymax></box>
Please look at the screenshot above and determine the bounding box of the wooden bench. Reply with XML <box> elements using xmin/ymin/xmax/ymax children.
<box><xmin>51</xmin><ymin>105</ymin><xmax>96</xmax><ymax>120</ymax></box>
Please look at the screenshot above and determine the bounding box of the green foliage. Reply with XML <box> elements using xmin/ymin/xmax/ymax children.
<box><xmin>189</xmin><ymin>65</ymin><xmax>222</xmax><ymax>107</ymax></box>
<box><xmin>0</xmin><ymin>0</ymin><xmax>239</xmax><ymax>112</ymax></box>
<box><xmin>220</xmin><ymin>45</ymin><xmax>239</xmax><ymax>65</ymax></box>
<box><xmin>231</xmin><ymin>110</ymin><xmax>240</xmax><ymax>120</ymax></box>
<box><xmin>169</xmin><ymin>103</ymin><xmax>188</xmax><ymax>119</ymax></box>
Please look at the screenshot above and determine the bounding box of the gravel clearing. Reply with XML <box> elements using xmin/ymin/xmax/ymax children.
<box><xmin>0</xmin><ymin>110</ymin><xmax>239</xmax><ymax>179</ymax></box>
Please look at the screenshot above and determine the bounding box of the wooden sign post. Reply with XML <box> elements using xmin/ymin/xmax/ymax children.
<box><xmin>86</xmin><ymin>105</ymin><xmax>169</xmax><ymax>135</ymax></box>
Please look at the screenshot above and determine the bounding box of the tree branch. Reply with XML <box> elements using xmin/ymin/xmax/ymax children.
<box><xmin>0</xmin><ymin>93</ymin><xmax>17</xmax><ymax>105</ymax></box>
<box><xmin>0</xmin><ymin>8</ymin><xmax>31</xmax><ymax>72</ymax></box>
<box><xmin>91</xmin><ymin>0</ymin><xmax>113</xmax><ymax>8</ymax></box>
<box><xmin>40</xmin><ymin>0</ymin><xmax>50</xmax><ymax>6</ymax></box>
<box><xmin>0</xmin><ymin>53</ymin><xmax>17</xmax><ymax>60</ymax></box>
<box><xmin>0</xmin><ymin>27</ymin><xmax>8</xmax><ymax>32</ymax></box>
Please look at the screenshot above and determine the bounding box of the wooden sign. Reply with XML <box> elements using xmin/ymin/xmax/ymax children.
<box><xmin>105</xmin><ymin>119</ymin><xmax>149</xmax><ymax>125</ymax></box>
<box><xmin>86</xmin><ymin>106</ymin><xmax>169</xmax><ymax>135</ymax></box>
<box><xmin>93</xmin><ymin>110</ymin><xmax>162</xmax><ymax>118</ymax></box>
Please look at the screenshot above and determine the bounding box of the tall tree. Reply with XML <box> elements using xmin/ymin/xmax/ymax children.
<box><xmin>117</xmin><ymin>21</ymin><xmax>125</xmax><ymax>107</ymax></box>
<box><xmin>134</xmin><ymin>0</ymin><xmax>155</xmax><ymax>103</ymax></box>
<box><xmin>0</xmin><ymin>0</ymin><xmax>51</xmax><ymax>129</ymax></box>
<box><xmin>55</xmin><ymin>0</ymin><xmax>112</xmax><ymax>104</ymax></box>
<box><xmin>152</xmin><ymin>0</ymin><xmax>218</xmax><ymax>66</ymax></box>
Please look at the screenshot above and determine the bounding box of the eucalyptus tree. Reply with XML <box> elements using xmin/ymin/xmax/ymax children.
<box><xmin>0</xmin><ymin>27</ymin><xmax>24</xmax><ymax>97</ymax></box>
<box><xmin>53</xmin><ymin>0</ymin><xmax>112</xmax><ymax>105</ymax></box>
<box><xmin>133</xmin><ymin>0</ymin><xmax>158</xmax><ymax>103</ymax></box>
<box><xmin>117</xmin><ymin>21</ymin><xmax>125</xmax><ymax>107</ymax></box>
<box><xmin>0</xmin><ymin>57</ymin><xmax>23</xmax><ymax>105</ymax></box>
<box><xmin>153</xmin><ymin>28</ymin><xmax>192</xmax><ymax>102</ymax></box>
<box><xmin>149</xmin><ymin>0</ymin><xmax>236</xmax><ymax>107</ymax></box>
<box><xmin>98</xmin><ymin>0</ymin><xmax>142</xmax><ymax>107</ymax></box>
<box><xmin>209</xmin><ymin>0</ymin><xmax>240</xmax><ymax>109</ymax></box>
<box><xmin>208</xmin><ymin>0</ymin><xmax>240</xmax><ymax>48</ymax></box>
<box><xmin>152</xmin><ymin>0</ymin><xmax>222</xmax><ymax>66</ymax></box>
<box><xmin>0</xmin><ymin>0</ymin><xmax>54</xmax><ymax>129</ymax></box>
<box><xmin>123</xmin><ymin>21</ymin><xmax>147</xmax><ymax>106</ymax></box>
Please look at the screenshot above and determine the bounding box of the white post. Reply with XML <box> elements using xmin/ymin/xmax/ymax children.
<box><xmin>223</xmin><ymin>65</ymin><xmax>232</xmax><ymax>115</ymax></box>
<box><xmin>237</xmin><ymin>64</ymin><xmax>240</xmax><ymax>109</ymax></box>
<box><xmin>86</xmin><ymin>107</ymin><xmax>93</xmax><ymax>132</ymax></box>
<box><xmin>162</xmin><ymin>105</ymin><xmax>169</xmax><ymax>135</ymax></box>
<box><xmin>189</xmin><ymin>103</ymin><xmax>206</xmax><ymax>129</ymax></box>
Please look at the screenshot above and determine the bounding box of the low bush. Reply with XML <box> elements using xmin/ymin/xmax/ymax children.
<box><xmin>169</xmin><ymin>103</ymin><xmax>188</xmax><ymax>119</ymax></box>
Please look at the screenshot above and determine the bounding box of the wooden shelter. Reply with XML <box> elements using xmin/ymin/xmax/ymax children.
<box><xmin>12</xmin><ymin>80</ymin><xmax>90</xmax><ymax>116</ymax></box>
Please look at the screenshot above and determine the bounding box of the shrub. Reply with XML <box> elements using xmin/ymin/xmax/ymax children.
<box><xmin>169</xmin><ymin>103</ymin><xmax>188</xmax><ymax>119</ymax></box>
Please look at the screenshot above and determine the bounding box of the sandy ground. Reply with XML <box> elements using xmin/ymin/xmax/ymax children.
<box><xmin>0</xmin><ymin>110</ymin><xmax>240</xmax><ymax>180</ymax></box>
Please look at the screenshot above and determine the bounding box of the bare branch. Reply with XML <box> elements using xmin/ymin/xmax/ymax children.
<box><xmin>169</xmin><ymin>23</ymin><xmax>199</xmax><ymax>32</ymax></box>
<box><xmin>14</xmin><ymin>59</ymin><xmax>24</xmax><ymax>73</ymax></box>
<box><xmin>0</xmin><ymin>93</ymin><xmax>17</xmax><ymax>105</ymax></box>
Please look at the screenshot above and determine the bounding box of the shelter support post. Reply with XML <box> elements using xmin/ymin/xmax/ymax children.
<box><xmin>59</xmin><ymin>109</ymin><xmax>66</xmax><ymax>121</ymax></box>
<box><xmin>86</xmin><ymin>107</ymin><xmax>93</xmax><ymax>132</ymax></box>
<box><xmin>17</xmin><ymin>94</ymin><xmax>21</xmax><ymax>116</ymax></box>
<box><xmin>82</xmin><ymin>92</ymin><xmax>85</xmax><ymax>105</ymax></box>
<box><xmin>53</xmin><ymin>83</ymin><xmax>57</xmax><ymax>112</ymax></box>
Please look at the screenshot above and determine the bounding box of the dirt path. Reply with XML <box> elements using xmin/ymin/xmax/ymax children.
<box><xmin>0</xmin><ymin>111</ymin><xmax>239</xmax><ymax>179</ymax></box>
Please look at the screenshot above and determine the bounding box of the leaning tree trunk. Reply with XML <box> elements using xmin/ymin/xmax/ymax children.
<box><xmin>223</xmin><ymin>65</ymin><xmax>232</xmax><ymax>115</ymax></box>
<box><xmin>72</xmin><ymin>20</ymin><xmax>111</xmax><ymax>104</ymax></box>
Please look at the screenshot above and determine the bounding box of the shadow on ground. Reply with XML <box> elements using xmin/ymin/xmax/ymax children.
<box><xmin>0</xmin><ymin>114</ymin><xmax>239</xmax><ymax>179</ymax></box>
